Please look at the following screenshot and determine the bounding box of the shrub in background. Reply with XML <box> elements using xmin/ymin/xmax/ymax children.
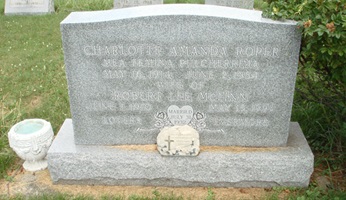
<box><xmin>263</xmin><ymin>0</ymin><xmax>345</xmax><ymax>157</ymax></box>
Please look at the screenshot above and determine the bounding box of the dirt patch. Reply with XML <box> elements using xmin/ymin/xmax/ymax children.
<box><xmin>5</xmin><ymin>163</ymin><xmax>345</xmax><ymax>199</ymax></box>
<box><xmin>112</xmin><ymin>145</ymin><xmax>157</xmax><ymax>152</ymax></box>
<box><xmin>112</xmin><ymin>144</ymin><xmax>281</xmax><ymax>153</ymax></box>
<box><xmin>0</xmin><ymin>169</ymin><xmax>270</xmax><ymax>199</ymax></box>
<box><xmin>311</xmin><ymin>163</ymin><xmax>346</xmax><ymax>191</ymax></box>
<box><xmin>201</xmin><ymin>146</ymin><xmax>280</xmax><ymax>153</ymax></box>
<box><xmin>2</xmin><ymin>155</ymin><xmax>343</xmax><ymax>199</ymax></box>
<box><xmin>27</xmin><ymin>96</ymin><xmax>43</xmax><ymax>110</ymax></box>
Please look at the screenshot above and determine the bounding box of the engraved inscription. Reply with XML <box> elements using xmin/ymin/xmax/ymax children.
<box><xmin>210</xmin><ymin>117</ymin><xmax>269</xmax><ymax>127</ymax></box>
<box><xmin>82</xmin><ymin>43</ymin><xmax>282</xmax><ymax>131</ymax></box>
<box><xmin>168</xmin><ymin>46</ymin><xmax>227</xmax><ymax>57</ymax></box>
<box><xmin>235</xmin><ymin>103</ymin><xmax>275</xmax><ymax>114</ymax></box>
<box><xmin>222</xmin><ymin>71</ymin><xmax>258</xmax><ymax>80</ymax></box>
<box><xmin>131</xmin><ymin>59</ymin><xmax>175</xmax><ymax>68</ymax></box>
<box><xmin>88</xmin><ymin>100</ymin><xmax>117</xmax><ymax>111</ymax></box>
<box><xmin>102</xmin><ymin>70</ymin><xmax>127</xmax><ymax>79</ymax></box>
<box><xmin>84</xmin><ymin>45</ymin><xmax>163</xmax><ymax>56</ymax></box>
<box><xmin>185</xmin><ymin>70</ymin><xmax>215</xmax><ymax>80</ymax></box>
<box><xmin>179</xmin><ymin>59</ymin><xmax>259</xmax><ymax>69</ymax></box>
<box><xmin>88</xmin><ymin>101</ymin><xmax>152</xmax><ymax>112</ymax></box>
<box><xmin>119</xmin><ymin>102</ymin><xmax>153</xmax><ymax>112</ymax></box>
<box><xmin>156</xmin><ymin>81</ymin><xmax>184</xmax><ymax>90</ymax></box>
<box><xmin>167</xmin><ymin>105</ymin><xmax>193</xmax><ymax>126</ymax></box>
<box><xmin>102</xmin><ymin>115</ymin><xmax>142</xmax><ymax>125</ymax></box>
<box><xmin>197</xmin><ymin>92</ymin><xmax>249</xmax><ymax>103</ymax></box>
<box><xmin>102</xmin><ymin>59</ymin><xmax>127</xmax><ymax>68</ymax></box>
<box><xmin>10</xmin><ymin>0</ymin><xmax>44</xmax><ymax>6</ymax></box>
<box><xmin>208</xmin><ymin>104</ymin><xmax>232</xmax><ymax>113</ymax></box>
<box><xmin>168</xmin><ymin>91</ymin><xmax>193</xmax><ymax>102</ymax></box>
<box><xmin>110</xmin><ymin>91</ymin><xmax>163</xmax><ymax>102</ymax></box>
<box><xmin>154</xmin><ymin>105</ymin><xmax>207</xmax><ymax>131</ymax></box>
<box><xmin>235</xmin><ymin>47</ymin><xmax>280</xmax><ymax>58</ymax></box>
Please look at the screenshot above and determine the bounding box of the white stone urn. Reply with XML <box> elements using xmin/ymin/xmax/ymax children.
<box><xmin>8</xmin><ymin>119</ymin><xmax>54</xmax><ymax>171</ymax></box>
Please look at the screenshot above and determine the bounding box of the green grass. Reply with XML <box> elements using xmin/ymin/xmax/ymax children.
<box><xmin>0</xmin><ymin>0</ymin><xmax>72</xmax><ymax>177</ymax></box>
<box><xmin>0</xmin><ymin>0</ymin><xmax>345</xmax><ymax>199</ymax></box>
<box><xmin>0</xmin><ymin>0</ymin><xmax>121</xmax><ymax>178</ymax></box>
<box><xmin>0</xmin><ymin>189</ymin><xmax>185</xmax><ymax>200</ymax></box>
<box><xmin>55</xmin><ymin>0</ymin><xmax>114</xmax><ymax>12</ymax></box>
<box><xmin>254</xmin><ymin>0</ymin><xmax>269</xmax><ymax>10</ymax></box>
<box><xmin>263</xmin><ymin>186</ymin><xmax>346</xmax><ymax>200</ymax></box>
<box><xmin>0</xmin><ymin>0</ymin><xmax>265</xmax><ymax>179</ymax></box>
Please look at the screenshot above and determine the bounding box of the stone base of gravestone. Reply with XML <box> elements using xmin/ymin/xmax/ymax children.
<box><xmin>5</xmin><ymin>0</ymin><xmax>54</xmax><ymax>15</ymax></box>
<box><xmin>48</xmin><ymin>119</ymin><xmax>314</xmax><ymax>187</ymax></box>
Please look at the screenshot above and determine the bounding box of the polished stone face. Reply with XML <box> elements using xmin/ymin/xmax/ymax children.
<box><xmin>61</xmin><ymin>4</ymin><xmax>301</xmax><ymax>146</ymax></box>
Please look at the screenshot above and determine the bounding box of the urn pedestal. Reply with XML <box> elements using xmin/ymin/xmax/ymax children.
<box><xmin>8</xmin><ymin>119</ymin><xmax>54</xmax><ymax>171</ymax></box>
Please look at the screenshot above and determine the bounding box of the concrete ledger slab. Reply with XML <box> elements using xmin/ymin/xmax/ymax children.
<box><xmin>47</xmin><ymin>119</ymin><xmax>313</xmax><ymax>187</ymax></box>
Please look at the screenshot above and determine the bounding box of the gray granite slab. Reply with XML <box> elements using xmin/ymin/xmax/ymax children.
<box><xmin>114</xmin><ymin>0</ymin><xmax>163</xmax><ymax>8</ymax></box>
<box><xmin>5</xmin><ymin>0</ymin><xmax>54</xmax><ymax>15</ymax></box>
<box><xmin>61</xmin><ymin>5</ymin><xmax>301</xmax><ymax>146</ymax></box>
<box><xmin>48</xmin><ymin>119</ymin><xmax>314</xmax><ymax>187</ymax></box>
<box><xmin>205</xmin><ymin>0</ymin><xmax>254</xmax><ymax>9</ymax></box>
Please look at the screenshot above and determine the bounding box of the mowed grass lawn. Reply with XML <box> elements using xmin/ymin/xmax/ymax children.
<box><xmin>0</xmin><ymin>0</ymin><xmax>213</xmax><ymax>182</ymax></box>
<box><xmin>1</xmin><ymin>0</ymin><xmax>345</xmax><ymax>199</ymax></box>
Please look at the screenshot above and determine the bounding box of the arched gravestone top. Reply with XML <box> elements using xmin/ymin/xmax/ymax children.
<box><xmin>61</xmin><ymin>4</ymin><xmax>301</xmax><ymax>147</ymax></box>
<box><xmin>62</xmin><ymin>4</ymin><xmax>289</xmax><ymax>24</ymax></box>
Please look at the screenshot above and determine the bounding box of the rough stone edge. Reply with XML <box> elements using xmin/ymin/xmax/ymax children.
<box><xmin>47</xmin><ymin>119</ymin><xmax>314</xmax><ymax>187</ymax></box>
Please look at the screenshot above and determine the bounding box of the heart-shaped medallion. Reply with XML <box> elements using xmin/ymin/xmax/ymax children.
<box><xmin>167</xmin><ymin>105</ymin><xmax>193</xmax><ymax>126</ymax></box>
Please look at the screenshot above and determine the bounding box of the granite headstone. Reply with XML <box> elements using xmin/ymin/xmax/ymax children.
<box><xmin>61</xmin><ymin>4</ymin><xmax>300</xmax><ymax>147</ymax></box>
<box><xmin>114</xmin><ymin>0</ymin><xmax>163</xmax><ymax>8</ymax></box>
<box><xmin>48</xmin><ymin>5</ymin><xmax>313</xmax><ymax>187</ymax></box>
<box><xmin>5</xmin><ymin>0</ymin><xmax>54</xmax><ymax>15</ymax></box>
<box><xmin>205</xmin><ymin>0</ymin><xmax>254</xmax><ymax>9</ymax></box>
